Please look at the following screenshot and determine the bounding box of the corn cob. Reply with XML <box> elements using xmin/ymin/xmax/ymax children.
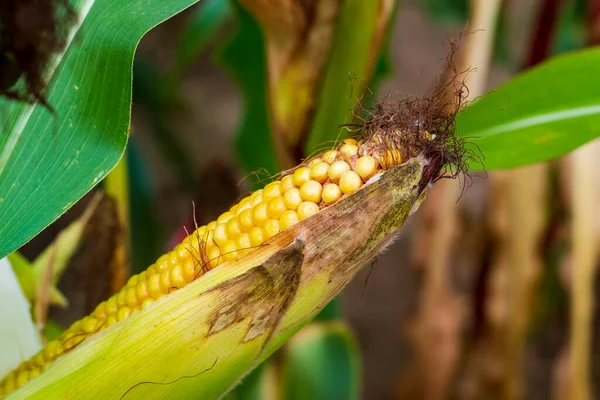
<box><xmin>0</xmin><ymin>134</ymin><xmax>418</xmax><ymax>396</ymax></box>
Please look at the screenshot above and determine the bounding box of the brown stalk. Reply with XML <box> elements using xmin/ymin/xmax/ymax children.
<box><xmin>569</xmin><ymin>142</ymin><xmax>599</xmax><ymax>400</ymax></box>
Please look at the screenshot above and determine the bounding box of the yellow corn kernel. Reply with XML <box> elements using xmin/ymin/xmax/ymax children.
<box><xmin>355</xmin><ymin>156</ymin><xmax>377</xmax><ymax>180</ymax></box>
<box><xmin>299</xmin><ymin>180</ymin><xmax>323</xmax><ymax>203</ymax></box>
<box><xmin>249</xmin><ymin>227</ymin><xmax>265</xmax><ymax>246</ymax></box>
<box><xmin>283</xmin><ymin>188</ymin><xmax>303</xmax><ymax>210</ymax></box>
<box><xmin>217</xmin><ymin>211</ymin><xmax>233</xmax><ymax>224</ymax></box>
<box><xmin>182</xmin><ymin>259</ymin><xmax>196</xmax><ymax>282</ymax></box>
<box><xmin>322</xmin><ymin>183</ymin><xmax>343</xmax><ymax>204</ymax></box>
<box><xmin>207</xmin><ymin>246</ymin><xmax>221</xmax><ymax>268</ymax></box>
<box><xmin>117</xmin><ymin>307</ymin><xmax>132</xmax><ymax>322</ymax></box>
<box><xmin>264</xmin><ymin>219</ymin><xmax>280</xmax><ymax>239</ymax></box>
<box><xmin>236</xmin><ymin>232</ymin><xmax>252</xmax><ymax>249</ymax></box>
<box><xmin>262</xmin><ymin>181</ymin><xmax>282</xmax><ymax>201</ymax></box>
<box><xmin>220</xmin><ymin>240</ymin><xmax>238</xmax><ymax>261</ymax></box>
<box><xmin>339</xmin><ymin>171</ymin><xmax>363</xmax><ymax>194</ymax></box>
<box><xmin>339</xmin><ymin>143</ymin><xmax>358</xmax><ymax>159</ymax></box>
<box><xmin>238</xmin><ymin>208</ymin><xmax>254</xmax><ymax>232</ymax></box>
<box><xmin>125</xmin><ymin>287</ymin><xmax>138</xmax><ymax>308</ymax></box>
<box><xmin>328</xmin><ymin>160</ymin><xmax>350</xmax><ymax>183</ymax></box>
<box><xmin>251</xmin><ymin>202</ymin><xmax>269</xmax><ymax>226</ymax></box>
<box><xmin>148</xmin><ymin>274</ymin><xmax>163</xmax><ymax>299</ymax></box>
<box><xmin>250</xmin><ymin>190</ymin><xmax>263</xmax><ymax>206</ymax></box>
<box><xmin>236</xmin><ymin>197</ymin><xmax>252</xmax><ymax>215</ymax></box>
<box><xmin>267</xmin><ymin>197</ymin><xmax>287</xmax><ymax>219</ymax></box>
<box><xmin>280</xmin><ymin>175</ymin><xmax>294</xmax><ymax>191</ymax></box>
<box><xmin>226</xmin><ymin>218</ymin><xmax>242</xmax><ymax>238</ymax></box>
<box><xmin>343</xmin><ymin>138</ymin><xmax>358</xmax><ymax>145</ymax></box>
<box><xmin>280</xmin><ymin>210</ymin><xmax>299</xmax><ymax>230</ymax></box>
<box><xmin>292</xmin><ymin>167</ymin><xmax>310</xmax><ymax>187</ymax></box>
<box><xmin>322</xmin><ymin>150</ymin><xmax>338</xmax><ymax>163</ymax></box>
<box><xmin>136</xmin><ymin>279</ymin><xmax>150</xmax><ymax>303</ymax></box>
<box><xmin>213</xmin><ymin>223</ymin><xmax>229</xmax><ymax>246</ymax></box>
<box><xmin>307</xmin><ymin>157</ymin><xmax>322</xmax><ymax>167</ymax></box>
<box><xmin>297</xmin><ymin>202</ymin><xmax>320</xmax><ymax>220</ymax></box>
<box><xmin>310</xmin><ymin>161</ymin><xmax>329</xmax><ymax>183</ymax></box>
<box><xmin>170</xmin><ymin>264</ymin><xmax>187</xmax><ymax>288</ymax></box>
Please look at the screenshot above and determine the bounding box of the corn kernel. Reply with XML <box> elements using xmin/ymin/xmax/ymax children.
<box><xmin>267</xmin><ymin>197</ymin><xmax>287</xmax><ymax>219</ymax></box>
<box><xmin>281</xmin><ymin>175</ymin><xmax>294</xmax><ymax>191</ymax></box>
<box><xmin>220</xmin><ymin>240</ymin><xmax>238</xmax><ymax>261</ymax></box>
<box><xmin>207</xmin><ymin>246</ymin><xmax>221</xmax><ymax>268</ymax></box>
<box><xmin>355</xmin><ymin>156</ymin><xmax>377</xmax><ymax>180</ymax></box>
<box><xmin>343</xmin><ymin>138</ymin><xmax>358</xmax><ymax>145</ymax></box>
<box><xmin>307</xmin><ymin>157</ymin><xmax>322</xmax><ymax>167</ymax></box>
<box><xmin>136</xmin><ymin>280</ymin><xmax>150</xmax><ymax>302</ymax></box>
<box><xmin>299</xmin><ymin>180</ymin><xmax>323</xmax><ymax>203</ymax></box>
<box><xmin>105</xmin><ymin>296</ymin><xmax>118</xmax><ymax>315</ymax></box>
<box><xmin>283</xmin><ymin>188</ymin><xmax>303</xmax><ymax>210</ymax></box>
<box><xmin>251</xmin><ymin>202</ymin><xmax>269</xmax><ymax>226</ymax></box>
<box><xmin>339</xmin><ymin>143</ymin><xmax>358</xmax><ymax>159</ymax></box>
<box><xmin>182</xmin><ymin>259</ymin><xmax>196</xmax><ymax>282</ymax></box>
<box><xmin>263</xmin><ymin>181</ymin><xmax>282</xmax><ymax>201</ymax></box>
<box><xmin>236</xmin><ymin>197</ymin><xmax>252</xmax><ymax>215</ymax></box>
<box><xmin>339</xmin><ymin>171</ymin><xmax>362</xmax><ymax>194</ymax></box>
<box><xmin>141</xmin><ymin>298</ymin><xmax>154</xmax><ymax>310</ymax></box>
<box><xmin>280</xmin><ymin>210</ymin><xmax>299</xmax><ymax>230</ymax></box>
<box><xmin>94</xmin><ymin>302</ymin><xmax>107</xmax><ymax>320</ymax></box>
<box><xmin>125</xmin><ymin>287</ymin><xmax>138</xmax><ymax>308</ymax></box>
<box><xmin>238</xmin><ymin>209</ymin><xmax>254</xmax><ymax>232</ymax></box>
<box><xmin>297</xmin><ymin>202</ymin><xmax>320</xmax><ymax>220</ymax></box>
<box><xmin>207</xmin><ymin>221</ymin><xmax>217</xmax><ymax>231</ymax></box>
<box><xmin>226</xmin><ymin>218</ymin><xmax>242</xmax><ymax>238</ymax></box>
<box><xmin>250</xmin><ymin>190</ymin><xmax>263</xmax><ymax>206</ymax></box>
<box><xmin>213</xmin><ymin>223</ymin><xmax>229</xmax><ymax>246</ymax></box>
<box><xmin>310</xmin><ymin>162</ymin><xmax>329</xmax><ymax>183</ymax></box>
<box><xmin>159</xmin><ymin>271</ymin><xmax>172</xmax><ymax>293</ymax></box>
<box><xmin>292</xmin><ymin>167</ymin><xmax>310</xmax><ymax>187</ymax></box>
<box><xmin>170</xmin><ymin>265</ymin><xmax>186</xmax><ymax>288</ymax></box>
<box><xmin>117</xmin><ymin>307</ymin><xmax>132</xmax><ymax>322</ymax></box>
<box><xmin>249</xmin><ymin>227</ymin><xmax>265</xmax><ymax>246</ymax></box>
<box><xmin>328</xmin><ymin>160</ymin><xmax>350</xmax><ymax>183</ymax></box>
<box><xmin>15</xmin><ymin>371</ymin><xmax>28</xmax><ymax>388</ymax></box>
<box><xmin>236</xmin><ymin>233</ymin><xmax>252</xmax><ymax>249</ymax></box>
<box><xmin>322</xmin><ymin>150</ymin><xmax>338</xmax><ymax>164</ymax></box>
<box><xmin>217</xmin><ymin>211</ymin><xmax>234</xmax><ymax>224</ymax></box>
<box><xmin>264</xmin><ymin>219</ymin><xmax>280</xmax><ymax>239</ymax></box>
<box><xmin>82</xmin><ymin>317</ymin><xmax>98</xmax><ymax>333</ymax></box>
<box><xmin>322</xmin><ymin>183</ymin><xmax>343</xmax><ymax>204</ymax></box>
<box><xmin>148</xmin><ymin>274</ymin><xmax>163</xmax><ymax>299</ymax></box>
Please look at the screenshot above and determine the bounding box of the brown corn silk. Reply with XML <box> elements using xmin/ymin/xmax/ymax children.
<box><xmin>0</xmin><ymin>93</ymin><xmax>468</xmax><ymax>396</ymax></box>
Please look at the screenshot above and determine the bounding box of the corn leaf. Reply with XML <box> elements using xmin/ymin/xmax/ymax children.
<box><xmin>281</xmin><ymin>321</ymin><xmax>361</xmax><ymax>400</ymax></box>
<box><xmin>9</xmin><ymin>159</ymin><xmax>425</xmax><ymax>399</ymax></box>
<box><xmin>0</xmin><ymin>0</ymin><xmax>202</xmax><ymax>260</ymax></box>
<box><xmin>456</xmin><ymin>47</ymin><xmax>600</xmax><ymax>169</ymax></box>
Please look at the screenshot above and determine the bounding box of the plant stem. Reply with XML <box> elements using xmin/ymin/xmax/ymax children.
<box><xmin>570</xmin><ymin>142</ymin><xmax>598</xmax><ymax>400</ymax></box>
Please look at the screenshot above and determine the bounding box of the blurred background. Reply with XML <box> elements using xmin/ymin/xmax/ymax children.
<box><xmin>18</xmin><ymin>0</ymin><xmax>600</xmax><ymax>399</ymax></box>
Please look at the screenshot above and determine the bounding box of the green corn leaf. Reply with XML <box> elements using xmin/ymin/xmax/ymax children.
<box><xmin>457</xmin><ymin>47</ymin><xmax>600</xmax><ymax>169</ymax></box>
<box><xmin>281</xmin><ymin>321</ymin><xmax>361</xmax><ymax>400</ymax></box>
<box><xmin>0</xmin><ymin>0</ymin><xmax>202</xmax><ymax>260</ymax></box>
